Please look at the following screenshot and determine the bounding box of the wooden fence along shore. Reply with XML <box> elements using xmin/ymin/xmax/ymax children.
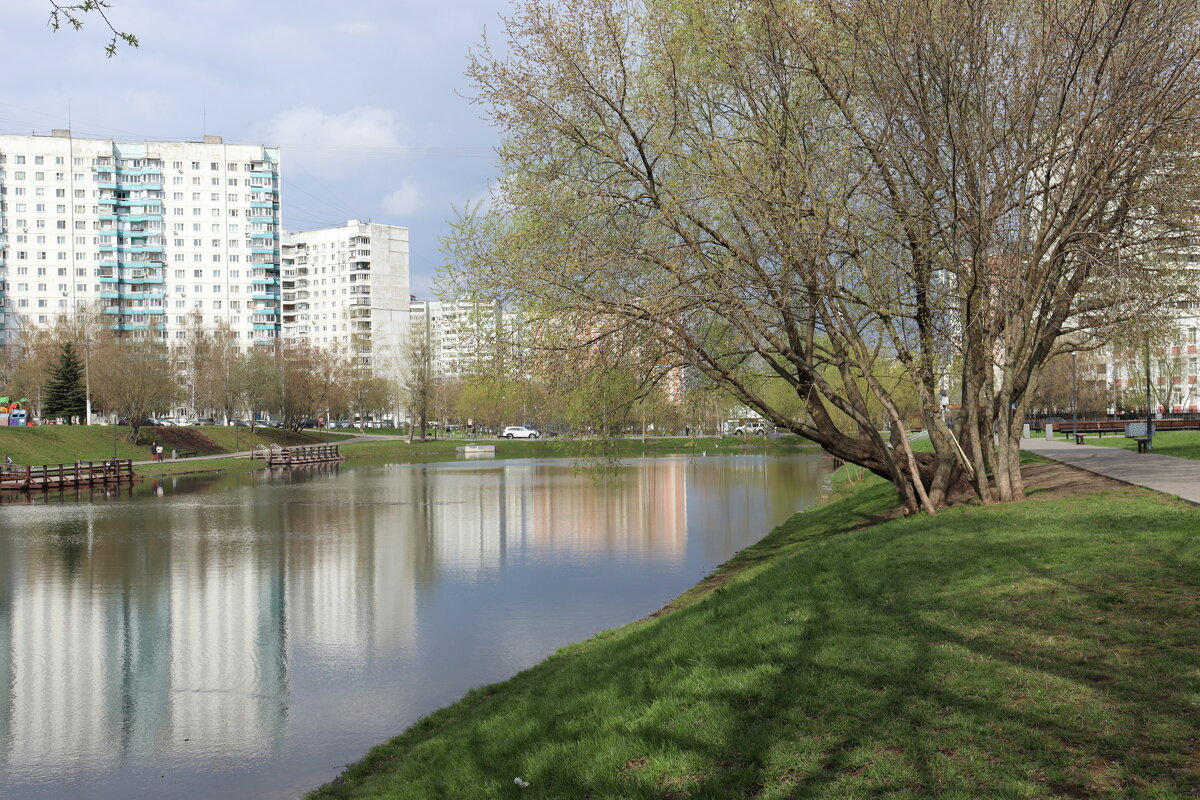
<box><xmin>251</xmin><ymin>444</ymin><xmax>344</xmax><ymax>468</ymax></box>
<box><xmin>0</xmin><ymin>459</ymin><xmax>139</xmax><ymax>492</ymax></box>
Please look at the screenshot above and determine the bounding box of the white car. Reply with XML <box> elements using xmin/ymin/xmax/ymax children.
<box><xmin>733</xmin><ymin>421</ymin><xmax>767</xmax><ymax>435</ymax></box>
<box><xmin>500</xmin><ymin>426</ymin><xmax>540</xmax><ymax>439</ymax></box>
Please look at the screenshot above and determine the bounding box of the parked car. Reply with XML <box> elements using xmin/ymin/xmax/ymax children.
<box><xmin>229</xmin><ymin>419</ymin><xmax>249</xmax><ymax>427</ymax></box>
<box><xmin>191</xmin><ymin>418</ymin><xmax>216</xmax><ymax>426</ymax></box>
<box><xmin>733</xmin><ymin>421</ymin><xmax>767</xmax><ymax>435</ymax></box>
<box><xmin>499</xmin><ymin>425</ymin><xmax>540</xmax><ymax>439</ymax></box>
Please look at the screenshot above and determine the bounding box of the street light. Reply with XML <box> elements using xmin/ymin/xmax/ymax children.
<box><xmin>1145</xmin><ymin>339</ymin><xmax>1154</xmax><ymax>452</ymax></box>
<box><xmin>1071</xmin><ymin>351</ymin><xmax>1078</xmax><ymax>442</ymax></box>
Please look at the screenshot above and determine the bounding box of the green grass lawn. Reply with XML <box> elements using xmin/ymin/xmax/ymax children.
<box><xmin>1083</xmin><ymin>430</ymin><xmax>1200</xmax><ymax>461</ymax></box>
<box><xmin>0</xmin><ymin>424</ymin><xmax>343</xmax><ymax>466</ymax></box>
<box><xmin>309</xmin><ymin>477</ymin><xmax>1199</xmax><ymax>800</ymax></box>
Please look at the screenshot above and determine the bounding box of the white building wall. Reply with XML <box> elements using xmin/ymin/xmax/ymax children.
<box><xmin>409</xmin><ymin>298</ymin><xmax>510</xmax><ymax>379</ymax></box>
<box><xmin>280</xmin><ymin>220</ymin><xmax>409</xmax><ymax>374</ymax></box>
<box><xmin>0</xmin><ymin>131</ymin><xmax>281</xmax><ymax>348</ymax></box>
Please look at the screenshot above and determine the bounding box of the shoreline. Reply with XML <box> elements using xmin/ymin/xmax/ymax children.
<box><xmin>303</xmin><ymin>464</ymin><xmax>1200</xmax><ymax>799</ymax></box>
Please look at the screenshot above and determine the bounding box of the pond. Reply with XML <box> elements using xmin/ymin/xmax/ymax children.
<box><xmin>0</xmin><ymin>453</ymin><xmax>829</xmax><ymax>799</ymax></box>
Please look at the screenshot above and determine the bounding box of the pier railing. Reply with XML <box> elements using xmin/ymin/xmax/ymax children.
<box><xmin>1</xmin><ymin>459</ymin><xmax>138</xmax><ymax>492</ymax></box>
<box><xmin>251</xmin><ymin>444</ymin><xmax>343</xmax><ymax>468</ymax></box>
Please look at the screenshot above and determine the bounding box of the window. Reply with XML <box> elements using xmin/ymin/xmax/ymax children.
<box><xmin>210</xmin><ymin>162</ymin><xmax>219</xmax><ymax>170</ymax></box>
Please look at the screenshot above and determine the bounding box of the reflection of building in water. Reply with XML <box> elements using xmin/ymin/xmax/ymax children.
<box><xmin>165</xmin><ymin>539</ymin><xmax>286</xmax><ymax>757</ymax></box>
<box><xmin>281</xmin><ymin>480</ymin><xmax>420</xmax><ymax>659</ymax></box>
<box><xmin>398</xmin><ymin>458</ymin><xmax>689</xmax><ymax>571</ymax></box>
<box><xmin>0</xmin><ymin>503</ymin><xmax>288</xmax><ymax>772</ymax></box>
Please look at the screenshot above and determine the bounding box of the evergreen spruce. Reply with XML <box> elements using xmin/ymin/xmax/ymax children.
<box><xmin>42</xmin><ymin>343</ymin><xmax>88</xmax><ymax>424</ymax></box>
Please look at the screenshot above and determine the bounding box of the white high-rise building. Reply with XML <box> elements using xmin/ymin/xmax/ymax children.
<box><xmin>280</xmin><ymin>220</ymin><xmax>409</xmax><ymax>371</ymax></box>
<box><xmin>409</xmin><ymin>298</ymin><xmax>521</xmax><ymax>378</ymax></box>
<box><xmin>0</xmin><ymin>131</ymin><xmax>281</xmax><ymax>347</ymax></box>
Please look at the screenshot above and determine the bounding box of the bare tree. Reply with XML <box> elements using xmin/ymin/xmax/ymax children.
<box><xmin>402</xmin><ymin>321</ymin><xmax>438</xmax><ymax>442</ymax></box>
<box><xmin>91</xmin><ymin>336</ymin><xmax>181</xmax><ymax>442</ymax></box>
<box><xmin>451</xmin><ymin>0</ymin><xmax>1200</xmax><ymax>512</ymax></box>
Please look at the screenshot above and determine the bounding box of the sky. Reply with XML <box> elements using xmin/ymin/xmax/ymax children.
<box><xmin>0</xmin><ymin>0</ymin><xmax>510</xmax><ymax>298</ymax></box>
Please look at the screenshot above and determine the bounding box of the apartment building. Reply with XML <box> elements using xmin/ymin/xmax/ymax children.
<box><xmin>0</xmin><ymin>131</ymin><xmax>281</xmax><ymax>346</ymax></box>
<box><xmin>280</xmin><ymin>221</ymin><xmax>409</xmax><ymax>371</ymax></box>
<box><xmin>408</xmin><ymin>298</ymin><xmax>521</xmax><ymax>378</ymax></box>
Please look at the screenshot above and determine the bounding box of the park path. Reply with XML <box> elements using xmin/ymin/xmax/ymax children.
<box><xmin>1021</xmin><ymin>438</ymin><xmax>1200</xmax><ymax>506</ymax></box>
<box><xmin>131</xmin><ymin>432</ymin><xmax>384</xmax><ymax>467</ymax></box>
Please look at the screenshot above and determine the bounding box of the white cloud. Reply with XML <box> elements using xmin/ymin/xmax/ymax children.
<box><xmin>253</xmin><ymin>106</ymin><xmax>407</xmax><ymax>177</ymax></box>
<box><xmin>382</xmin><ymin>179</ymin><xmax>423</xmax><ymax>217</ymax></box>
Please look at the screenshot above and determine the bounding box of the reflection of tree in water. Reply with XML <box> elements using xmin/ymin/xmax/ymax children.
<box><xmin>50</xmin><ymin>519</ymin><xmax>88</xmax><ymax>577</ymax></box>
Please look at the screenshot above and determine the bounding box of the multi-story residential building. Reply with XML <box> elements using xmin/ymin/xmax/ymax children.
<box><xmin>408</xmin><ymin>298</ymin><xmax>521</xmax><ymax>378</ymax></box>
<box><xmin>0</xmin><ymin>130</ymin><xmax>281</xmax><ymax>346</ymax></box>
<box><xmin>280</xmin><ymin>220</ymin><xmax>409</xmax><ymax>371</ymax></box>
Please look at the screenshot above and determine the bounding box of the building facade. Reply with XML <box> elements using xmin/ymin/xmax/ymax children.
<box><xmin>0</xmin><ymin>131</ymin><xmax>281</xmax><ymax>346</ymax></box>
<box><xmin>409</xmin><ymin>298</ymin><xmax>520</xmax><ymax>379</ymax></box>
<box><xmin>280</xmin><ymin>220</ymin><xmax>409</xmax><ymax>371</ymax></box>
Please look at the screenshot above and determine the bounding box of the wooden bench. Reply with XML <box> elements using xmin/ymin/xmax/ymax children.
<box><xmin>1135</xmin><ymin>438</ymin><xmax>1151</xmax><ymax>454</ymax></box>
<box><xmin>1072</xmin><ymin>433</ymin><xmax>1086</xmax><ymax>445</ymax></box>
<box><xmin>174</xmin><ymin>450</ymin><xmax>198</xmax><ymax>459</ymax></box>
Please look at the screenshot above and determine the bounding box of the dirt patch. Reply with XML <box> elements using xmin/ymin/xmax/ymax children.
<box><xmin>1018</xmin><ymin>461</ymin><xmax>1135</xmax><ymax>501</ymax></box>
<box><xmin>144</xmin><ymin>427</ymin><xmax>224</xmax><ymax>454</ymax></box>
<box><xmin>944</xmin><ymin>461</ymin><xmax>1133</xmax><ymax>507</ymax></box>
<box><xmin>265</xmin><ymin>429</ymin><xmax>326</xmax><ymax>446</ymax></box>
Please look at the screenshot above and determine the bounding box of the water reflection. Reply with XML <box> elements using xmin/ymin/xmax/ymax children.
<box><xmin>0</xmin><ymin>454</ymin><xmax>826</xmax><ymax>799</ymax></box>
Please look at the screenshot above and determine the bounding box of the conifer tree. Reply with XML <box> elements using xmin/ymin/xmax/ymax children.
<box><xmin>42</xmin><ymin>342</ymin><xmax>87</xmax><ymax>424</ymax></box>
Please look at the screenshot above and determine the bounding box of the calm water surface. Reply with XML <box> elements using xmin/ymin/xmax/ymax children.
<box><xmin>0</xmin><ymin>453</ymin><xmax>827</xmax><ymax>799</ymax></box>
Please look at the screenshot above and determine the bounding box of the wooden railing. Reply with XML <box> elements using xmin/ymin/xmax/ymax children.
<box><xmin>251</xmin><ymin>444</ymin><xmax>343</xmax><ymax>468</ymax></box>
<box><xmin>0</xmin><ymin>459</ymin><xmax>138</xmax><ymax>492</ymax></box>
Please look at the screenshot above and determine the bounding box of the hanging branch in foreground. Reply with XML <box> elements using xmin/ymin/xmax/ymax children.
<box><xmin>47</xmin><ymin>1</ymin><xmax>138</xmax><ymax>57</ymax></box>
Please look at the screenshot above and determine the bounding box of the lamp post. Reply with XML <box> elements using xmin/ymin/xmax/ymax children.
<box><xmin>1145</xmin><ymin>340</ymin><xmax>1154</xmax><ymax>452</ymax></box>
<box><xmin>1071</xmin><ymin>351</ymin><xmax>1078</xmax><ymax>442</ymax></box>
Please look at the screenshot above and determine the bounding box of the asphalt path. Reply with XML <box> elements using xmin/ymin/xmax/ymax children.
<box><xmin>1022</xmin><ymin>437</ymin><xmax>1200</xmax><ymax>506</ymax></box>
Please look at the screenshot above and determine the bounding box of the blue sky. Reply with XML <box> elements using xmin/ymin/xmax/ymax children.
<box><xmin>1</xmin><ymin>0</ymin><xmax>508</xmax><ymax>297</ymax></box>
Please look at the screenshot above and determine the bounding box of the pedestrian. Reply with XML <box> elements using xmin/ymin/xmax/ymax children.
<box><xmin>156</xmin><ymin>443</ymin><xmax>164</xmax><ymax>462</ymax></box>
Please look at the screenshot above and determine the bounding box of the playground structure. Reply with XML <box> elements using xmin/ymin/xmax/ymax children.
<box><xmin>0</xmin><ymin>398</ymin><xmax>32</xmax><ymax>427</ymax></box>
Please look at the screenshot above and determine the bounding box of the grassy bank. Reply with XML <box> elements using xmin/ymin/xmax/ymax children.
<box><xmin>0</xmin><ymin>424</ymin><xmax>354</xmax><ymax>468</ymax></box>
<box><xmin>1083</xmin><ymin>430</ymin><xmax>1200</xmax><ymax>461</ymax></box>
<box><xmin>309</xmin><ymin>475</ymin><xmax>1199</xmax><ymax>799</ymax></box>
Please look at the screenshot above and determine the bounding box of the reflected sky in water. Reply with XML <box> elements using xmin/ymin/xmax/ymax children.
<box><xmin>0</xmin><ymin>454</ymin><xmax>828</xmax><ymax>799</ymax></box>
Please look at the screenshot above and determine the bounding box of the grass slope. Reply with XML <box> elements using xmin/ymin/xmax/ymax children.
<box><xmin>310</xmin><ymin>479</ymin><xmax>1199</xmax><ymax>800</ymax></box>
<box><xmin>0</xmin><ymin>424</ymin><xmax>335</xmax><ymax>465</ymax></box>
<box><xmin>1084</xmin><ymin>430</ymin><xmax>1200</xmax><ymax>461</ymax></box>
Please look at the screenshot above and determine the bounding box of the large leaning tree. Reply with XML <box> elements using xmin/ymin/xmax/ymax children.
<box><xmin>447</xmin><ymin>0</ymin><xmax>1200</xmax><ymax>513</ymax></box>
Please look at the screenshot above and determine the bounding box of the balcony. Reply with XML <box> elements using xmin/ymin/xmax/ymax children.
<box><xmin>349</xmin><ymin>308</ymin><xmax>372</xmax><ymax>319</ymax></box>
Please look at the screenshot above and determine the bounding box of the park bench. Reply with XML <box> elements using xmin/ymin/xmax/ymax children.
<box><xmin>1072</xmin><ymin>433</ymin><xmax>1086</xmax><ymax>445</ymax></box>
<box><xmin>173</xmin><ymin>450</ymin><xmax>198</xmax><ymax>459</ymax></box>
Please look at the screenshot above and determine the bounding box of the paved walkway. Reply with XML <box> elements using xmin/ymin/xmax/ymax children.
<box><xmin>133</xmin><ymin>433</ymin><xmax>377</xmax><ymax>468</ymax></box>
<box><xmin>1021</xmin><ymin>438</ymin><xmax>1200</xmax><ymax>505</ymax></box>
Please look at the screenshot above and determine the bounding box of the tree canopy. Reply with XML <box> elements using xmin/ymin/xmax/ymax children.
<box><xmin>449</xmin><ymin>0</ymin><xmax>1200</xmax><ymax>512</ymax></box>
<box><xmin>41</xmin><ymin>342</ymin><xmax>87</xmax><ymax>424</ymax></box>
